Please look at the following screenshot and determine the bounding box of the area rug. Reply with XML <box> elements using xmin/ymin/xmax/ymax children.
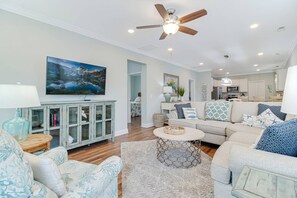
<box><xmin>121</xmin><ymin>140</ymin><xmax>213</xmax><ymax>198</ymax></box>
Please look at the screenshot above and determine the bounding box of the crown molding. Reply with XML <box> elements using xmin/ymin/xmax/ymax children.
<box><xmin>212</xmin><ymin>70</ymin><xmax>275</xmax><ymax>78</ymax></box>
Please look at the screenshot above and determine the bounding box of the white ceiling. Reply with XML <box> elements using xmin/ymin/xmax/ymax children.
<box><xmin>1</xmin><ymin>0</ymin><xmax>297</xmax><ymax>77</ymax></box>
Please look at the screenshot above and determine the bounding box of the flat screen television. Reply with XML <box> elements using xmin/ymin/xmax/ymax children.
<box><xmin>46</xmin><ymin>56</ymin><xmax>106</xmax><ymax>95</ymax></box>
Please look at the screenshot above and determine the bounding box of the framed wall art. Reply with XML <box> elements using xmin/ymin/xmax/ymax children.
<box><xmin>163</xmin><ymin>73</ymin><xmax>179</xmax><ymax>96</ymax></box>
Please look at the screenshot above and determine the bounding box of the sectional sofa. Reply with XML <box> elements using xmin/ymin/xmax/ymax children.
<box><xmin>169</xmin><ymin>101</ymin><xmax>282</xmax><ymax>145</ymax></box>
<box><xmin>168</xmin><ymin>101</ymin><xmax>297</xmax><ymax>198</ymax></box>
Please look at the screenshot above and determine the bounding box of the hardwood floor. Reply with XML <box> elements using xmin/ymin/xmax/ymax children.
<box><xmin>68</xmin><ymin>116</ymin><xmax>219</xmax><ymax>197</ymax></box>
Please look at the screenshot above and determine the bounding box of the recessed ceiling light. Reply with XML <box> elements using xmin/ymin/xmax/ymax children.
<box><xmin>254</xmin><ymin>64</ymin><xmax>258</xmax><ymax>67</ymax></box>
<box><xmin>128</xmin><ymin>29</ymin><xmax>135</xmax><ymax>33</ymax></box>
<box><xmin>168</xmin><ymin>48</ymin><xmax>173</xmax><ymax>52</ymax></box>
<box><xmin>199</xmin><ymin>62</ymin><xmax>204</xmax><ymax>66</ymax></box>
<box><xmin>219</xmin><ymin>68</ymin><xmax>223</xmax><ymax>71</ymax></box>
<box><xmin>256</xmin><ymin>69</ymin><xmax>261</xmax><ymax>72</ymax></box>
<box><xmin>258</xmin><ymin>52</ymin><xmax>264</xmax><ymax>56</ymax></box>
<box><xmin>250</xmin><ymin>24</ymin><xmax>259</xmax><ymax>29</ymax></box>
<box><xmin>226</xmin><ymin>72</ymin><xmax>230</xmax><ymax>75</ymax></box>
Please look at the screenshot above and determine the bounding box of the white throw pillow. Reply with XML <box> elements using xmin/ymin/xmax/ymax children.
<box><xmin>242</xmin><ymin>114</ymin><xmax>265</xmax><ymax>128</ymax></box>
<box><xmin>24</xmin><ymin>153</ymin><xmax>66</xmax><ymax>196</ymax></box>
<box><xmin>258</xmin><ymin>109</ymin><xmax>283</xmax><ymax>127</ymax></box>
<box><xmin>182</xmin><ymin>108</ymin><xmax>198</xmax><ymax>120</ymax></box>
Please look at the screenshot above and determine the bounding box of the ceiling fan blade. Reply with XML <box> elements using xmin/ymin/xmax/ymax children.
<box><xmin>159</xmin><ymin>32</ymin><xmax>167</xmax><ymax>40</ymax></box>
<box><xmin>155</xmin><ymin>4</ymin><xmax>168</xmax><ymax>19</ymax></box>
<box><xmin>136</xmin><ymin>25</ymin><xmax>162</xmax><ymax>29</ymax></box>
<box><xmin>179</xmin><ymin>26</ymin><xmax>198</xmax><ymax>35</ymax></box>
<box><xmin>136</xmin><ymin>25</ymin><xmax>163</xmax><ymax>29</ymax></box>
<box><xmin>179</xmin><ymin>9</ymin><xmax>207</xmax><ymax>24</ymax></box>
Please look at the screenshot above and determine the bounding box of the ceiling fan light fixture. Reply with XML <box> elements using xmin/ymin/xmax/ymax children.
<box><xmin>163</xmin><ymin>19</ymin><xmax>180</xmax><ymax>35</ymax></box>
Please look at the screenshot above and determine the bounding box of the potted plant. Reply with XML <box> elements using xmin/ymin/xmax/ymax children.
<box><xmin>177</xmin><ymin>87</ymin><xmax>185</xmax><ymax>101</ymax></box>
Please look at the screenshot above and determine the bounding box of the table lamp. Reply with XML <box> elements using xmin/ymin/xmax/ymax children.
<box><xmin>0</xmin><ymin>84</ymin><xmax>41</xmax><ymax>141</ymax></box>
<box><xmin>281</xmin><ymin>65</ymin><xmax>297</xmax><ymax>115</ymax></box>
<box><xmin>163</xmin><ymin>86</ymin><xmax>173</xmax><ymax>102</ymax></box>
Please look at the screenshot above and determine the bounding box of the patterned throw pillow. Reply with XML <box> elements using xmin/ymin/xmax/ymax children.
<box><xmin>258</xmin><ymin>104</ymin><xmax>286</xmax><ymax>121</ymax></box>
<box><xmin>242</xmin><ymin>114</ymin><xmax>265</xmax><ymax>128</ymax></box>
<box><xmin>256</xmin><ymin>118</ymin><xmax>297</xmax><ymax>157</ymax></box>
<box><xmin>205</xmin><ymin>101</ymin><xmax>232</xmax><ymax>122</ymax></box>
<box><xmin>182</xmin><ymin>108</ymin><xmax>198</xmax><ymax>120</ymax></box>
<box><xmin>258</xmin><ymin>109</ymin><xmax>283</xmax><ymax>128</ymax></box>
<box><xmin>174</xmin><ymin>103</ymin><xmax>191</xmax><ymax>119</ymax></box>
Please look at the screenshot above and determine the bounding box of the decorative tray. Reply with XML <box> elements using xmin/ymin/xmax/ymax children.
<box><xmin>163</xmin><ymin>126</ymin><xmax>185</xmax><ymax>135</ymax></box>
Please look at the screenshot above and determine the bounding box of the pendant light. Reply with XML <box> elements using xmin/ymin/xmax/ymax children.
<box><xmin>221</xmin><ymin>55</ymin><xmax>232</xmax><ymax>86</ymax></box>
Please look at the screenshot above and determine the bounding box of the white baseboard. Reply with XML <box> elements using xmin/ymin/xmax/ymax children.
<box><xmin>141</xmin><ymin>123</ymin><xmax>154</xmax><ymax>128</ymax></box>
<box><xmin>115</xmin><ymin>129</ymin><xmax>128</xmax><ymax>137</ymax></box>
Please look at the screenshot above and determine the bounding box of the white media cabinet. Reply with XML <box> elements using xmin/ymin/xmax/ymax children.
<box><xmin>22</xmin><ymin>100</ymin><xmax>115</xmax><ymax>150</ymax></box>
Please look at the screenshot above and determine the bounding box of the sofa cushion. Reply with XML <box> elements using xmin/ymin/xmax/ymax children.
<box><xmin>228</xmin><ymin>132</ymin><xmax>259</xmax><ymax>145</ymax></box>
<box><xmin>226</xmin><ymin>123</ymin><xmax>263</xmax><ymax>138</ymax></box>
<box><xmin>174</xmin><ymin>103</ymin><xmax>191</xmax><ymax>119</ymax></box>
<box><xmin>0</xmin><ymin>130</ymin><xmax>34</xmax><ymax>197</ymax></box>
<box><xmin>169</xmin><ymin>119</ymin><xmax>198</xmax><ymax>129</ymax></box>
<box><xmin>182</xmin><ymin>108</ymin><xmax>198</xmax><ymax>119</ymax></box>
<box><xmin>211</xmin><ymin>141</ymin><xmax>250</xmax><ymax>184</ymax></box>
<box><xmin>191</xmin><ymin>101</ymin><xmax>206</xmax><ymax>120</ymax></box>
<box><xmin>256</xmin><ymin>118</ymin><xmax>297</xmax><ymax>157</ymax></box>
<box><xmin>258</xmin><ymin>103</ymin><xmax>286</xmax><ymax>121</ymax></box>
<box><xmin>205</xmin><ymin>101</ymin><xmax>232</xmax><ymax>122</ymax></box>
<box><xmin>195</xmin><ymin>120</ymin><xmax>232</xmax><ymax>136</ymax></box>
<box><xmin>24</xmin><ymin>153</ymin><xmax>66</xmax><ymax>196</ymax></box>
<box><xmin>231</xmin><ymin>102</ymin><xmax>259</xmax><ymax>123</ymax></box>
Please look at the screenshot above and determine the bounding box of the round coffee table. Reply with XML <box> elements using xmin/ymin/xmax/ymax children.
<box><xmin>153</xmin><ymin>127</ymin><xmax>205</xmax><ymax>168</ymax></box>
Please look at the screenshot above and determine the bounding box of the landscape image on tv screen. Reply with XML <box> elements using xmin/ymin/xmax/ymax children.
<box><xmin>46</xmin><ymin>56</ymin><xmax>106</xmax><ymax>95</ymax></box>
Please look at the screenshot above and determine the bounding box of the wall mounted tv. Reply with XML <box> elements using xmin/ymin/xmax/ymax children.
<box><xmin>46</xmin><ymin>56</ymin><xmax>106</xmax><ymax>95</ymax></box>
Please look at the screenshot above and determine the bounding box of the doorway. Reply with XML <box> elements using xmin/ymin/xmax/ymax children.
<box><xmin>127</xmin><ymin>60</ymin><xmax>146</xmax><ymax>128</ymax></box>
<box><xmin>189</xmin><ymin>79</ymin><xmax>195</xmax><ymax>101</ymax></box>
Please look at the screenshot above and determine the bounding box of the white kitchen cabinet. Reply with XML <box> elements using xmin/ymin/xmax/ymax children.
<box><xmin>239</xmin><ymin>79</ymin><xmax>248</xmax><ymax>92</ymax></box>
<box><xmin>232</xmin><ymin>79</ymin><xmax>240</xmax><ymax>86</ymax></box>
<box><xmin>222</xmin><ymin>85</ymin><xmax>227</xmax><ymax>93</ymax></box>
<box><xmin>275</xmin><ymin>69</ymin><xmax>287</xmax><ymax>91</ymax></box>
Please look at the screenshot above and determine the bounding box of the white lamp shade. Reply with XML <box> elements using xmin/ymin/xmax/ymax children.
<box><xmin>0</xmin><ymin>84</ymin><xmax>41</xmax><ymax>108</ymax></box>
<box><xmin>163</xmin><ymin>86</ymin><xmax>173</xmax><ymax>94</ymax></box>
<box><xmin>281</xmin><ymin>65</ymin><xmax>297</xmax><ymax>114</ymax></box>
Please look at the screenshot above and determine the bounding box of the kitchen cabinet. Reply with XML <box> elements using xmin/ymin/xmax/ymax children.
<box><xmin>239</xmin><ymin>79</ymin><xmax>248</xmax><ymax>92</ymax></box>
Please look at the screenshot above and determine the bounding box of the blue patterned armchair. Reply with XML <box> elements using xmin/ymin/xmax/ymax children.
<box><xmin>0</xmin><ymin>130</ymin><xmax>122</xmax><ymax>198</ymax></box>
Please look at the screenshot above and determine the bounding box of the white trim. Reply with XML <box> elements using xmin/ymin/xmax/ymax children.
<box><xmin>141</xmin><ymin>123</ymin><xmax>154</xmax><ymax>128</ymax></box>
<box><xmin>115</xmin><ymin>129</ymin><xmax>128</xmax><ymax>137</ymax></box>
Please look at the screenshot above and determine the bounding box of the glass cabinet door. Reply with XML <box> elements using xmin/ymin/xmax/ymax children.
<box><xmin>67</xmin><ymin>106</ymin><xmax>79</xmax><ymax>147</ymax></box>
<box><xmin>31</xmin><ymin>108</ymin><xmax>46</xmax><ymax>133</ymax></box>
<box><xmin>105</xmin><ymin>104</ymin><xmax>113</xmax><ymax>136</ymax></box>
<box><xmin>106</xmin><ymin>104</ymin><xmax>112</xmax><ymax>120</ymax></box>
<box><xmin>94</xmin><ymin>105</ymin><xmax>104</xmax><ymax>139</ymax></box>
<box><xmin>48</xmin><ymin>107</ymin><xmax>62</xmax><ymax>148</ymax></box>
<box><xmin>80</xmin><ymin>106</ymin><xmax>91</xmax><ymax>142</ymax></box>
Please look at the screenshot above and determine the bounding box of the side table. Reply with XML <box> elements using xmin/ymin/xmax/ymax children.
<box><xmin>232</xmin><ymin>166</ymin><xmax>297</xmax><ymax>198</ymax></box>
<box><xmin>19</xmin><ymin>134</ymin><xmax>53</xmax><ymax>154</ymax></box>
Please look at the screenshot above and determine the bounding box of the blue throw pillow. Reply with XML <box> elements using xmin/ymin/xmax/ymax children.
<box><xmin>256</xmin><ymin>118</ymin><xmax>297</xmax><ymax>157</ymax></box>
<box><xmin>258</xmin><ymin>104</ymin><xmax>286</xmax><ymax>121</ymax></box>
<box><xmin>174</xmin><ymin>103</ymin><xmax>191</xmax><ymax>119</ymax></box>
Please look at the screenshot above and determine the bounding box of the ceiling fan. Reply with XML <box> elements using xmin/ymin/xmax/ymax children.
<box><xmin>136</xmin><ymin>4</ymin><xmax>207</xmax><ymax>40</ymax></box>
